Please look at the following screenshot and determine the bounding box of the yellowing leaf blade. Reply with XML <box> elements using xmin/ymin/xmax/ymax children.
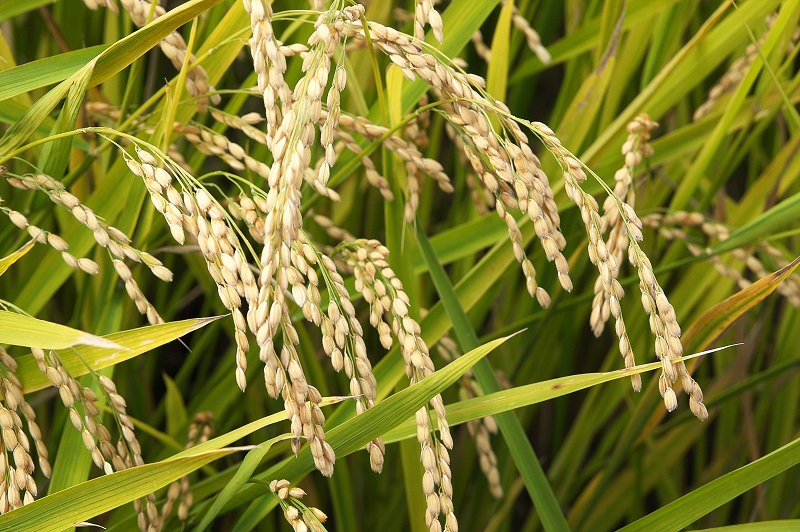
<box><xmin>486</xmin><ymin>0</ymin><xmax>514</xmax><ymax>102</ymax></box>
<box><xmin>0</xmin><ymin>311</ymin><xmax>123</xmax><ymax>351</ymax></box>
<box><xmin>683</xmin><ymin>256</ymin><xmax>800</xmax><ymax>352</ymax></box>
<box><xmin>17</xmin><ymin>317</ymin><xmax>222</xmax><ymax>394</ymax></box>
<box><xmin>0</xmin><ymin>240</ymin><xmax>34</xmax><ymax>278</ymax></box>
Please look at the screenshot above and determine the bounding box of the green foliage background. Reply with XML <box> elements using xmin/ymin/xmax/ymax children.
<box><xmin>0</xmin><ymin>0</ymin><xmax>799</xmax><ymax>530</ymax></box>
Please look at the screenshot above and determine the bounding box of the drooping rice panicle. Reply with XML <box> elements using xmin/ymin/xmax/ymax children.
<box><xmin>589</xmin><ymin>114</ymin><xmax>658</xmax><ymax>391</ymax></box>
<box><xmin>0</xmin><ymin>347</ymin><xmax>49</xmax><ymax>513</ymax></box>
<box><xmin>337</xmin><ymin>239</ymin><xmax>454</xmax><ymax>529</ymax></box>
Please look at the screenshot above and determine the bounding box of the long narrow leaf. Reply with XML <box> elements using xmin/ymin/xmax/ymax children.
<box><xmin>415</xmin><ymin>226</ymin><xmax>571</xmax><ymax>532</ymax></box>
<box><xmin>0</xmin><ymin>240</ymin><xmax>34</xmax><ymax>277</ymax></box>
<box><xmin>0</xmin><ymin>311</ymin><xmax>122</xmax><ymax>350</ymax></box>
<box><xmin>619</xmin><ymin>435</ymin><xmax>800</xmax><ymax>532</ymax></box>
<box><xmin>0</xmin><ymin>448</ymin><xmax>243</xmax><ymax>531</ymax></box>
<box><xmin>16</xmin><ymin>317</ymin><xmax>221</xmax><ymax>393</ymax></box>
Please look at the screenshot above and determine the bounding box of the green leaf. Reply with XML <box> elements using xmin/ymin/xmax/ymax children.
<box><xmin>581</xmin><ymin>0</ymin><xmax>781</xmax><ymax>165</ymax></box>
<box><xmin>669</xmin><ymin>0</ymin><xmax>800</xmax><ymax>210</ymax></box>
<box><xmin>619</xmin><ymin>435</ymin><xmax>800</xmax><ymax>532</ymax></box>
<box><xmin>555</xmin><ymin>7</ymin><xmax>623</xmax><ymax>150</ymax></box>
<box><xmin>0</xmin><ymin>74</ymin><xmax>74</xmax><ymax>158</ymax></box>
<box><xmin>39</xmin><ymin>60</ymin><xmax>95</xmax><ymax>177</ymax></box>
<box><xmin>0</xmin><ymin>46</ymin><xmax>107</xmax><ymax>103</ymax></box>
<box><xmin>694</xmin><ymin>521</ymin><xmax>800</xmax><ymax>531</ymax></box>
<box><xmin>194</xmin><ymin>437</ymin><xmax>289</xmax><ymax>531</ymax></box>
<box><xmin>90</xmin><ymin>0</ymin><xmax>227</xmax><ymax>89</ymax></box>
<box><xmin>0</xmin><ymin>311</ymin><xmax>123</xmax><ymax>350</ymax></box>
<box><xmin>164</xmin><ymin>374</ymin><xmax>189</xmax><ymax>439</ymax></box>
<box><xmin>0</xmin><ymin>448</ymin><xmax>242</xmax><ymax>531</ymax></box>
<box><xmin>415</xmin><ymin>226</ymin><xmax>569</xmax><ymax>532</ymax></box>
<box><xmin>16</xmin><ymin>317</ymin><xmax>221</xmax><ymax>394</ymax></box>
<box><xmin>382</xmin><ymin>346</ymin><xmax>736</xmax><ymax>443</ymax></box>
<box><xmin>0</xmin><ymin>240</ymin><xmax>34</xmax><ymax>278</ymax></box>
<box><xmin>0</xmin><ymin>0</ymin><xmax>55</xmax><ymax>23</ymax></box>
<box><xmin>485</xmin><ymin>0</ymin><xmax>515</xmax><ymax>102</ymax></box>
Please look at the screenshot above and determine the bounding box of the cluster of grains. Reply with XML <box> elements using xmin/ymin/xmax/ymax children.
<box><xmin>209</xmin><ymin>108</ymin><xmax>269</xmax><ymax>146</ymax></box>
<box><xmin>340</xmin><ymin>19</ymin><xmax>569</xmax><ymax>307</ymax></box>
<box><xmin>314</xmin><ymin>247</ymin><xmax>383</xmax><ymax>470</ymax></box>
<box><xmin>535</xmin><ymin>120</ymin><xmax>707</xmax><ymax>418</ymax></box>
<box><xmin>337</xmin><ymin>239</ymin><xmax>455</xmax><ymax>531</ymax></box>
<box><xmin>126</xmin><ymin>148</ymin><xmax>252</xmax><ymax>394</ymax></box>
<box><xmin>242</xmin><ymin>4</ymin><xmax>378</xmax><ymax>476</ymax></box>
<box><xmin>693</xmin><ymin>14</ymin><xmax>798</xmax><ymax>121</ymax></box>
<box><xmin>1</xmin><ymin>207</ymin><xmax>98</xmax><ymax>276</ymax></box>
<box><xmin>250</xmin><ymin>230</ymin><xmax>336</xmax><ymax>476</ymax></box>
<box><xmin>30</xmin><ymin>347</ymin><xmax>157</xmax><ymax>527</ymax></box>
<box><xmin>0</xmin><ymin>347</ymin><xmax>49</xmax><ymax>513</ymax></box>
<box><xmin>437</xmin><ymin>336</ymin><xmax>503</xmax><ymax>498</ymax></box>
<box><xmin>414</xmin><ymin>0</ymin><xmax>444</xmax><ymax>43</ymax></box>
<box><xmin>317</xmin><ymin>117</ymin><xmax>392</xmax><ymax>200</ymax></box>
<box><xmin>82</xmin><ymin>0</ymin><xmax>219</xmax><ymax>111</ymax></box>
<box><xmin>243</xmin><ymin>0</ymin><xmax>296</xmax><ymax>150</ymax></box>
<box><xmin>218</xmin><ymin>200</ymin><xmax>343</xmax><ymax>474</ymax></box>
<box><xmin>3</xmin><ymin>171</ymin><xmax>174</xmax><ymax>324</ymax></box>
<box><xmin>160</xmin><ymin>412</ymin><xmax>214</xmax><ymax>526</ymax></box>
<box><xmin>470</xmin><ymin>2</ymin><xmax>551</xmax><ymax>64</ymax></box>
<box><xmin>589</xmin><ymin>114</ymin><xmax>658</xmax><ymax>391</ymax></box>
<box><xmin>175</xmin><ymin>123</ymin><xmax>271</xmax><ymax>179</ymax></box>
<box><xmin>270</xmin><ymin>479</ymin><xmax>328</xmax><ymax>532</ymax></box>
<box><xmin>629</xmin><ymin>243</ymin><xmax>707</xmax><ymax>419</ymax></box>
<box><xmin>326</xmin><ymin>109</ymin><xmax>453</xmax><ymax>218</ymax></box>
<box><xmin>124</xmin><ymin>141</ymin><xmax>344</xmax><ymax>477</ymax></box>
<box><xmin>642</xmin><ymin>212</ymin><xmax>800</xmax><ymax>307</ymax></box>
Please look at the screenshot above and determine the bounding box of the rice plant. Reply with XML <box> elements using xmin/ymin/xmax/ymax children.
<box><xmin>0</xmin><ymin>1</ymin><xmax>798</xmax><ymax>530</ymax></box>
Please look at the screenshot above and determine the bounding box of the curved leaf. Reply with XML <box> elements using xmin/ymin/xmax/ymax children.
<box><xmin>16</xmin><ymin>316</ymin><xmax>222</xmax><ymax>394</ymax></box>
<box><xmin>0</xmin><ymin>311</ymin><xmax>122</xmax><ymax>350</ymax></box>
<box><xmin>0</xmin><ymin>46</ymin><xmax>107</xmax><ymax>103</ymax></box>
<box><xmin>0</xmin><ymin>240</ymin><xmax>34</xmax><ymax>277</ymax></box>
<box><xmin>0</xmin><ymin>448</ymin><xmax>243</xmax><ymax>532</ymax></box>
<box><xmin>619</xmin><ymin>435</ymin><xmax>800</xmax><ymax>532</ymax></box>
<box><xmin>683</xmin><ymin>256</ymin><xmax>800</xmax><ymax>352</ymax></box>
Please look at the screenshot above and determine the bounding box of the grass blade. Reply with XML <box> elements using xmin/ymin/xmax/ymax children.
<box><xmin>16</xmin><ymin>317</ymin><xmax>221</xmax><ymax>393</ymax></box>
<box><xmin>619</xmin><ymin>435</ymin><xmax>800</xmax><ymax>532</ymax></box>
<box><xmin>683</xmin><ymin>256</ymin><xmax>800</xmax><ymax>352</ymax></box>
<box><xmin>0</xmin><ymin>310</ymin><xmax>122</xmax><ymax>350</ymax></box>
<box><xmin>0</xmin><ymin>448</ymin><xmax>242</xmax><ymax>532</ymax></box>
<box><xmin>194</xmin><ymin>437</ymin><xmax>289</xmax><ymax>531</ymax></box>
<box><xmin>415</xmin><ymin>226</ymin><xmax>571</xmax><ymax>532</ymax></box>
<box><xmin>0</xmin><ymin>46</ymin><xmax>107</xmax><ymax>102</ymax></box>
<box><xmin>0</xmin><ymin>240</ymin><xmax>34</xmax><ymax>277</ymax></box>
